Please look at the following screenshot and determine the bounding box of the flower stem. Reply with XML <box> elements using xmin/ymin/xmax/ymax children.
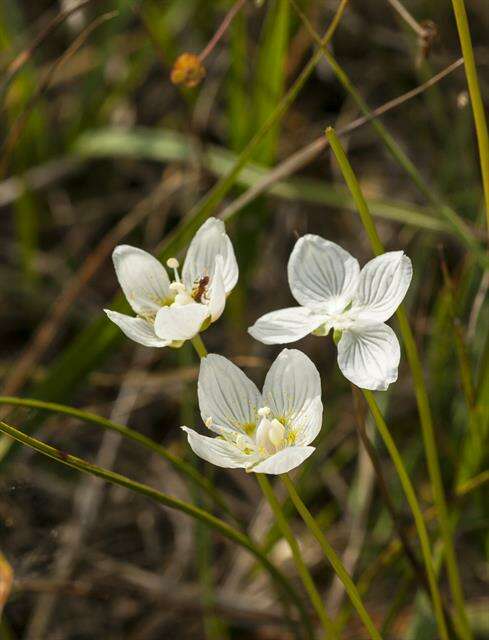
<box><xmin>191</xmin><ymin>334</ymin><xmax>209</xmax><ymax>359</ymax></box>
<box><xmin>361</xmin><ymin>390</ymin><xmax>449</xmax><ymax>640</ymax></box>
<box><xmin>326</xmin><ymin>126</ymin><xmax>471</xmax><ymax>640</ymax></box>
<box><xmin>0</xmin><ymin>419</ymin><xmax>314</xmax><ymax>638</ymax></box>
<box><xmin>281</xmin><ymin>474</ymin><xmax>382</xmax><ymax>640</ymax></box>
<box><xmin>451</xmin><ymin>0</ymin><xmax>489</xmax><ymax>229</ymax></box>
<box><xmin>257</xmin><ymin>474</ymin><xmax>339</xmax><ymax>639</ymax></box>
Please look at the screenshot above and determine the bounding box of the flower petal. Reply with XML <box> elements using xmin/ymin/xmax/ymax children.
<box><xmin>351</xmin><ymin>251</ymin><xmax>412</xmax><ymax>323</ymax></box>
<box><xmin>181</xmin><ymin>427</ymin><xmax>249</xmax><ymax>469</ymax></box>
<box><xmin>112</xmin><ymin>245</ymin><xmax>172</xmax><ymax>316</ymax></box>
<box><xmin>198</xmin><ymin>354</ymin><xmax>262</xmax><ymax>434</ymax></box>
<box><xmin>182</xmin><ymin>217</ymin><xmax>238</xmax><ymax>294</ymax></box>
<box><xmin>251</xmin><ymin>446</ymin><xmax>315</xmax><ymax>474</ymax></box>
<box><xmin>104</xmin><ymin>310</ymin><xmax>170</xmax><ymax>347</ymax></box>
<box><xmin>337</xmin><ymin>323</ymin><xmax>401</xmax><ymax>390</ymax></box>
<box><xmin>262</xmin><ymin>349</ymin><xmax>323</xmax><ymax>446</ymax></box>
<box><xmin>208</xmin><ymin>255</ymin><xmax>226</xmax><ymax>322</ymax></box>
<box><xmin>248</xmin><ymin>307</ymin><xmax>327</xmax><ymax>345</ymax></box>
<box><xmin>288</xmin><ymin>235</ymin><xmax>360</xmax><ymax>313</ymax></box>
<box><xmin>154</xmin><ymin>303</ymin><xmax>209</xmax><ymax>341</ymax></box>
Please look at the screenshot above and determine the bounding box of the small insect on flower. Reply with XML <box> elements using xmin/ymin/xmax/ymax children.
<box><xmin>170</xmin><ymin>53</ymin><xmax>206</xmax><ymax>88</ymax></box>
<box><xmin>104</xmin><ymin>218</ymin><xmax>238</xmax><ymax>348</ymax></box>
<box><xmin>182</xmin><ymin>349</ymin><xmax>323</xmax><ymax>475</ymax></box>
<box><xmin>248</xmin><ymin>235</ymin><xmax>413</xmax><ymax>391</ymax></box>
<box><xmin>192</xmin><ymin>275</ymin><xmax>210</xmax><ymax>303</ymax></box>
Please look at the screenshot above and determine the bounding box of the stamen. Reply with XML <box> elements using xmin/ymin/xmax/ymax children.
<box><xmin>258</xmin><ymin>406</ymin><xmax>271</xmax><ymax>417</ymax></box>
<box><xmin>166</xmin><ymin>257</ymin><xmax>181</xmax><ymax>282</ymax></box>
<box><xmin>170</xmin><ymin>282</ymin><xmax>186</xmax><ymax>292</ymax></box>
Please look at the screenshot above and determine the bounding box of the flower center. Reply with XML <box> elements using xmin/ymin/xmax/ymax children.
<box><xmin>256</xmin><ymin>406</ymin><xmax>287</xmax><ymax>455</ymax></box>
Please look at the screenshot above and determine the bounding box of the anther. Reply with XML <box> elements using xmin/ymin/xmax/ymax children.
<box><xmin>166</xmin><ymin>257</ymin><xmax>179</xmax><ymax>269</ymax></box>
<box><xmin>258</xmin><ymin>406</ymin><xmax>271</xmax><ymax>417</ymax></box>
<box><xmin>205</xmin><ymin>417</ymin><xmax>213</xmax><ymax>428</ymax></box>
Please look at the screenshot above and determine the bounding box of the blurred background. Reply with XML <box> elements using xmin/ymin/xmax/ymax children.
<box><xmin>0</xmin><ymin>0</ymin><xmax>488</xmax><ymax>638</ymax></box>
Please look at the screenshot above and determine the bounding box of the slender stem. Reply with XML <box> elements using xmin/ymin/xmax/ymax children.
<box><xmin>257</xmin><ymin>474</ymin><xmax>338</xmax><ymax>639</ymax></box>
<box><xmin>0</xmin><ymin>419</ymin><xmax>314</xmax><ymax>638</ymax></box>
<box><xmin>281</xmin><ymin>474</ymin><xmax>382</xmax><ymax>640</ymax></box>
<box><xmin>325</xmin><ymin>126</ymin><xmax>471</xmax><ymax>640</ymax></box>
<box><xmin>361</xmin><ymin>391</ymin><xmax>449</xmax><ymax>640</ymax></box>
<box><xmin>199</xmin><ymin>0</ymin><xmax>247</xmax><ymax>63</ymax></box>
<box><xmin>0</xmin><ymin>395</ymin><xmax>234</xmax><ymax>520</ymax></box>
<box><xmin>456</xmin><ymin>470</ymin><xmax>489</xmax><ymax>497</ymax></box>
<box><xmin>191</xmin><ymin>334</ymin><xmax>209</xmax><ymax>359</ymax></box>
<box><xmin>451</xmin><ymin>0</ymin><xmax>489</xmax><ymax>229</ymax></box>
<box><xmin>350</xmin><ymin>388</ymin><xmax>438</xmax><ymax>596</ymax></box>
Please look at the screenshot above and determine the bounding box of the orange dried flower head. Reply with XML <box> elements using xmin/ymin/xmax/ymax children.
<box><xmin>170</xmin><ymin>53</ymin><xmax>206</xmax><ymax>88</ymax></box>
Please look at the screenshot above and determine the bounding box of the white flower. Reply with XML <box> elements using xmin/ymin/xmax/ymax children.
<box><xmin>182</xmin><ymin>349</ymin><xmax>323</xmax><ymax>474</ymax></box>
<box><xmin>104</xmin><ymin>218</ymin><xmax>238</xmax><ymax>348</ymax></box>
<box><xmin>248</xmin><ymin>235</ymin><xmax>412</xmax><ymax>391</ymax></box>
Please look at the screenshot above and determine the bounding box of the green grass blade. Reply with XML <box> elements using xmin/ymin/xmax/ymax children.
<box><xmin>0</xmin><ymin>419</ymin><xmax>313</xmax><ymax>638</ymax></box>
<box><xmin>0</xmin><ymin>395</ymin><xmax>235</xmax><ymax>520</ymax></box>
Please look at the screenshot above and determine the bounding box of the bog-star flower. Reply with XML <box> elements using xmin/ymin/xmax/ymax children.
<box><xmin>248</xmin><ymin>235</ymin><xmax>412</xmax><ymax>391</ymax></box>
<box><xmin>105</xmin><ymin>218</ymin><xmax>238</xmax><ymax>348</ymax></box>
<box><xmin>182</xmin><ymin>349</ymin><xmax>323</xmax><ymax>474</ymax></box>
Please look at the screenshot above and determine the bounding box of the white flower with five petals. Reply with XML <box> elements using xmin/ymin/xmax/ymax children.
<box><xmin>182</xmin><ymin>349</ymin><xmax>323</xmax><ymax>475</ymax></box>
<box><xmin>105</xmin><ymin>218</ymin><xmax>238</xmax><ymax>348</ymax></box>
<box><xmin>248</xmin><ymin>235</ymin><xmax>412</xmax><ymax>391</ymax></box>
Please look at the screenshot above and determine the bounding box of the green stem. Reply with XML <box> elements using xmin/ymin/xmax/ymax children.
<box><xmin>451</xmin><ymin>0</ymin><xmax>489</xmax><ymax>229</ymax></box>
<box><xmin>281</xmin><ymin>474</ymin><xmax>382</xmax><ymax>640</ymax></box>
<box><xmin>326</xmin><ymin>126</ymin><xmax>471</xmax><ymax>640</ymax></box>
<box><xmin>0</xmin><ymin>395</ymin><xmax>234</xmax><ymax>520</ymax></box>
<box><xmin>191</xmin><ymin>334</ymin><xmax>209</xmax><ymax>358</ymax></box>
<box><xmin>257</xmin><ymin>474</ymin><xmax>338</xmax><ymax>639</ymax></box>
<box><xmin>362</xmin><ymin>390</ymin><xmax>449</xmax><ymax>640</ymax></box>
<box><xmin>0</xmin><ymin>419</ymin><xmax>313</xmax><ymax>639</ymax></box>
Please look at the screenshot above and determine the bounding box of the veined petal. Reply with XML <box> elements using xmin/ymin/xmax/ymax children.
<box><xmin>337</xmin><ymin>323</ymin><xmax>401</xmax><ymax>391</ymax></box>
<box><xmin>154</xmin><ymin>303</ymin><xmax>209</xmax><ymax>341</ymax></box>
<box><xmin>248</xmin><ymin>307</ymin><xmax>327</xmax><ymax>345</ymax></box>
<box><xmin>181</xmin><ymin>427</ymin><xmax>249</xmax><ymax>469</ymax></box>
<box><xmin>251</xmin><ymin>446</ymin><xmax>315</xmax><ymax>474</ymax></box>
<box><xmin>262</xmin><ymin>349</ymin><xmax>323</xmax><ymax>446</ymax></box>
<box><xmin>288</xmin><ymin>235</ymin><xmax>360</xmax><ymax>313</ymax></box>
<box><xmin>198</xmin><ymin>354</ymin><xmax>262</xmax><ymax>434</ymax></box>
<box><xmin>182</xmin><ymin>218</ymin><xmax>238</xmax><ymax>294</ymax></box>
<box><xmin>208</xmin><ymin>255</ymin><xmax>226</xmax><ymax>322</ymax></box>
<box><xmin>351</xmin><ymin>251</ymin><xmax>412</xmax><ymax>323</ymax></box>
<box><xmin>112</xmin><ymin>245</ymin><xmax>172</xmax><ymax>316</ymax></box>
<box><xmin>104</xmin><ymin>310</ymin><xmax>170</xmax><ymax>347</ymax></box>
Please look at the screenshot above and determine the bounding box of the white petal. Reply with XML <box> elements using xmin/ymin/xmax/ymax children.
<box><xmin>351</xmin><ymin>251</ymin><xmax>413</xmax><ymax>323</ymax></box>
<box><xmin>181</xmin><ymin>427</ymin><xmax>249</xmax><ymax>469</ymax></box>
<box><xmin>337</xmin><ymin>323</ymin><xmax>401</xmax><ymax>391</ymax></box>
<box><xmin>182</xmin><ymin>218</ymin><xmax>238</xmax><ymax>294</ymax></box>
<box><xmin>248</xmin><ymin>307</ymin><xmax>327</xmax><ymax>345</ymax></box>
<box><xmin>104</xmin><ymin>309</ymin><xmax>169</xmax><ymax>347</ymax></box>
<box><xmin>251</xmin><ymin>446</ymin><xmax>315</xmax><ymax>474</ymax></box>
<box><xmin>208</xmin><ymin>255</ymin><xmax>226</xmax><ymax>322</ymax></box>
<box><xmin>288</xmin><ymin>235</ymin><xmax>360</xmax><ymax>313</ymax></box>
<box><xmin>262</xmin><ymin>349</ymin><xmax>323</xmax><ymax>446</ymax></box>
<box><xmin>154</xmin><ymin>303</ymin><xmax>209</xmax><ymax>341</ymax></box>
<box><xmin>112</xmin><ymin>245</ymin><xmax>172</xmax><ymax>316</ymax></box>
<box><xmin>198</xmin><ymin>354</ymin><xmax>262</xmax><ymax>434</ymax></box>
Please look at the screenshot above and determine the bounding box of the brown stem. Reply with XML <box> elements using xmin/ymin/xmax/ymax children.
<box><xmin>199</xmin><ymin>0</ymin><xmax>247</xmax><ymax>63</ymax></box>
